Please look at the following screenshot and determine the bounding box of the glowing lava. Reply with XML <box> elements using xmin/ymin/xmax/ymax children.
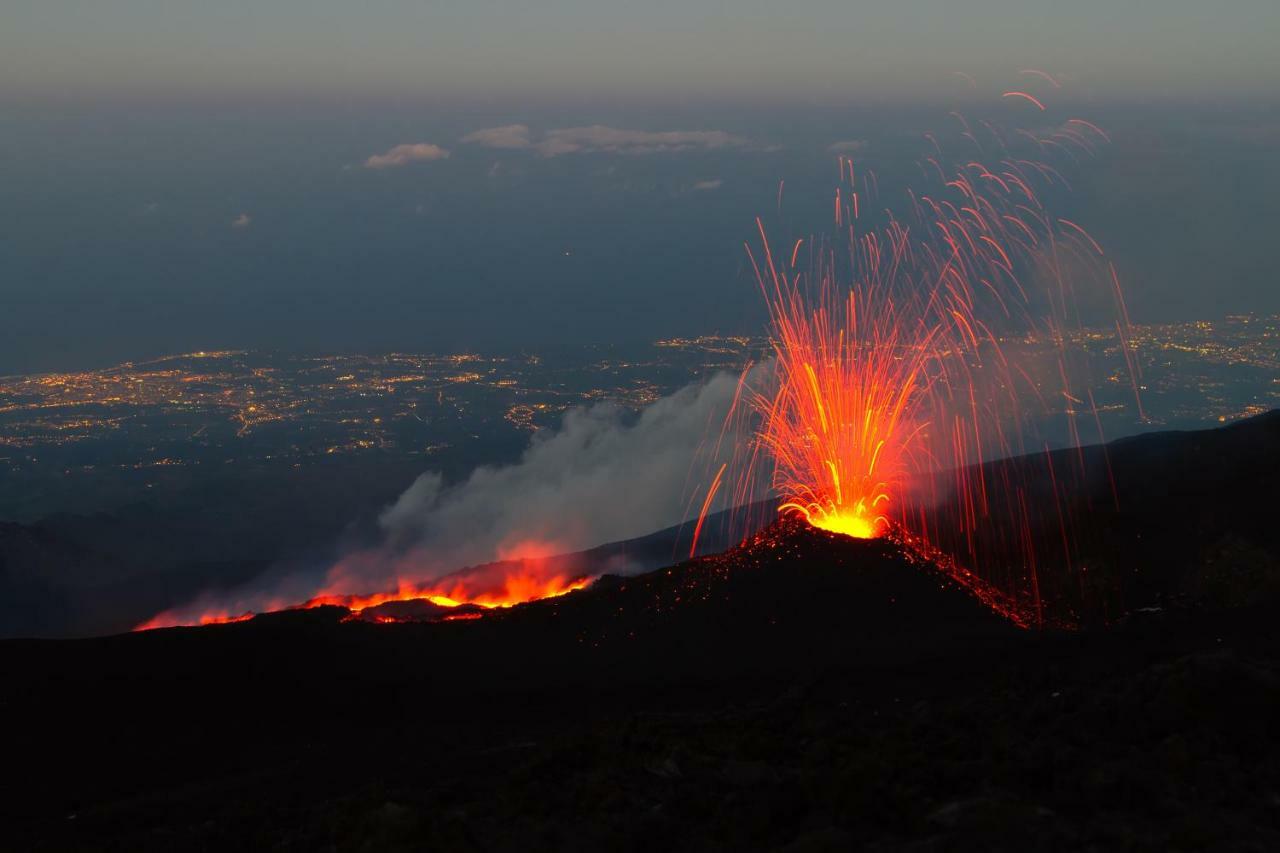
<box><xmin>135</xmin><ymin>558</ymin><xmax>592</xmax><ymax>630</ymax></box>
<box><xmin>743</xmin><ymin>214</ymin><xmax>959</xmax><ymax>546</ymax></box>
<box><xmin>301</xmin><ymin>569</ymin><xmax>592</xmax><ymax>616</ymax></box>
<box><xmin>753</xmin><ymin>274</ymin><xmax>933</xmax><ymax>543</ymax></box>
<box><xmin>791</xmin><ymin>505</ymin><xmax>880</xmax><ymax>539</ymax></box>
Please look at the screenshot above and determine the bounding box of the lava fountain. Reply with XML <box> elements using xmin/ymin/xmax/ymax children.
<box><xmin>751</xmin><ymin>233</ymin><xmax>939</xmax><ymax>541</ymax></box>
<box><xmin>714</xmin><ymin>80</ymin><xmax>1138</xmax><ymax>625</ymax></box>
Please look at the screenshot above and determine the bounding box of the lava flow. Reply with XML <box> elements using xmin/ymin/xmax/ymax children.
<box><xmin>300</xmin><ymin>564</ymin><xmax>593</xmax><ymax>619</ymax></box>
<box><xmin>135</xmin><ymin>556</ymin><xmax>592</xmax><ymax>630</ymax></box>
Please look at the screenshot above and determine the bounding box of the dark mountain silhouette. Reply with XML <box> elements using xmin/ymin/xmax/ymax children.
<box><xmin>922</xmin><ymin>409</ymin><xmax>1280</xmax><ymax>623</ymax></box>
<box><xmin>5</xmin><ymin>412</ymin><xmax>1280</xmax><ymax>851</ymax></box>
<box><xmin>0</xmin><ymin>457</ymin><xmax>439</xmax><ymax>638</ymax></box>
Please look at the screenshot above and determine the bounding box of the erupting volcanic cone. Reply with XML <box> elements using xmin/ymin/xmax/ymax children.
<box><xmin>696</xmin><ymin>91</ymin><xmax>1139</xmax><ymax>628</ymax></box>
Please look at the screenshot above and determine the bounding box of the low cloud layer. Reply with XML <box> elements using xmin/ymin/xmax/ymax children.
<box><xmin>460</xmin><ymin>124</ymin><xmax>532</xmax><ymax>149</ymax></box>
<box><xmin>461</xmin><ymin>124</ymin><xmax>748</xmax><ymax>157</ymax></box>
<box><xmin>364</xmin><ymin>143</ymin><xmax>450</xmax><ymax>169</ymax></box>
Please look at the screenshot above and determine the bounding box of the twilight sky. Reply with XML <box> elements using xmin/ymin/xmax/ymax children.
<box><xmin>0</xmin><ymin>3</ymin><xmax>1278</xmax><ymax>372</ymax></box>
<box><xmin>5</xmin><ymin>1</ymin><xmax>1279</xmax><ymax>101</ymax></box>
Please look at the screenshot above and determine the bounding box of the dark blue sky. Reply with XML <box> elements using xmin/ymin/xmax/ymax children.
<box><xmin>1</xmin><ymin>3</ymin><xmax>1278</xmax><ymax>372</ymax></box>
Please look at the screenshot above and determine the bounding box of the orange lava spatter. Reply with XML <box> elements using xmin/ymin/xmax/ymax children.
<box><xmin>707</xmin><ymin>86</ymin><xmax>1139</xmax><ymax>628</ymax></box>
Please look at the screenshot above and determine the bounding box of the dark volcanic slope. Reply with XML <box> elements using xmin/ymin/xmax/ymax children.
<box><xmin>930</xmin><ymin>409</ymin><xmax>1280</xmax><ymax>624</ymax></box>
<box><xmin>5</xmin><ymin>414</ymin><xmax>1280</xmax><ymax>851</ymax></box>
<box><xmin>6</xmin><ymin>516</ymin><xmax>1280</xmax><ymax>851</ymax></box>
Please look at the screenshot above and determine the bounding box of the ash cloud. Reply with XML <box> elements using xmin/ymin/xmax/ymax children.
<box><xmin>364</xmin><ymin>143</ymin><xmax>450</xmax><ymax>169</ymax></box>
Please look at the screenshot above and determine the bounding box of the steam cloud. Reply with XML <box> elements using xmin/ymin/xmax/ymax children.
<box><xmin>364</xmin><ymin>143</ymin><xmax>450</xmax><ymax>169</ymax></box>
<box><xmin>376</xmin><ymin>371</ymin><xmax>744</xmax><ymax>568</ymax></box>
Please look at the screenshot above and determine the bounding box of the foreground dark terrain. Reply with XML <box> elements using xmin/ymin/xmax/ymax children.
<box><xmin>5</xmin><ymin>413</ymin><xmax>1280</xmax><ymax>851</ymax></box>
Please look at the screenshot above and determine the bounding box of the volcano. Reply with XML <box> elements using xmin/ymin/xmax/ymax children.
<box><xmin>6</xmin><ymin>412</ymin><xmax>1280</xmax><ymax>851</ymax></box>
<box><xmin>310</xmin><ymin>516</ymin><xmax>1021</xmax><ymax>636</ymax></box>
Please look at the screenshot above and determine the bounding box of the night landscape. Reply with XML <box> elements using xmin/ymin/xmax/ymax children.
<box><xmin>3</xmin><ymin>3</ymin><xmax>1280</xmax><ymax>851</ymax></box>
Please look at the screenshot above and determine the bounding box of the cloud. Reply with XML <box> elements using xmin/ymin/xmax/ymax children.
<box><xmin>828</xmin><ymin>139</ymin><xmax>868</xmax><ymax>154</ymax></box>
<box><xmin>536</xmin><ymin>126</ymin><xmax>746</xmax><ymax>157</ymax></box>
<box><xmin>230</xmin><ymin>213</ymin><xmax>251</xmax><ymax>229</ymax></box>
<box><xmin>460</xmin><ymin>124</ymin><xmax>532</xmax><ymax>149</ymax></box>
<box><xmin>692</xmin><ymin>179</ymin><xmax>724</xmax><ymax>191</ymax></box>
<box><xmin>364</xmin><ymin>143</ymin><xmax>450</xmax><ymax>169</ymax></box>
<box><xmin>460</xmin><ymin>124</ymin><xmax>748</xmax><ymax>157</ymax></box>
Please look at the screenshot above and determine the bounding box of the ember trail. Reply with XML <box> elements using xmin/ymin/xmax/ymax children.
<box><xmin>716</xmin><ymin>84</ymin><xmax>1137</xmax><ymax>626</ymax></box>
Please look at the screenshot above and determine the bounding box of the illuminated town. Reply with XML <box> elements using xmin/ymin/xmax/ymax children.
<box><xmin>0</xmin><ymin>316</ymin><xmax>1276</xmax><ymax>519</ymax></box>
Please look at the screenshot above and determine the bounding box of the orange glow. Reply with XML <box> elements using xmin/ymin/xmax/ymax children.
<box><xmin>201</xmin><ymin>612</ymin><xmax>254</xmax><ymax>626</ymax></box>
<box><xmin>135</xmin><ymin>558</ymin><xmax>592</xmax><ymax>630</ymax></box>
<box><xmin>298</xmin><ymin>566</ymin><xmax>591</xmax><ymax>616</ymax></box>
<box><xmin>744</xmin><ymin>210</ymin><xmax>945</xmax><ymax>544</ymax></box>
<box><xmin>784</xmin><ymin>503</ymin><xmax>880</xmax><ymax>539</ymax></box>
<box><xmin>752</xmin><ymin>283</ymin><xmax>920</xmax><ymax>541</ymax></box>
<box><xmin>494</xmin><ymin>537</ymin><xmax>565</xmax><ymax>562</ymax></box>
<box><xmin>134</xmin><ymin>610</ymin><xmax>255</xmax><ymax>630</ymax></box>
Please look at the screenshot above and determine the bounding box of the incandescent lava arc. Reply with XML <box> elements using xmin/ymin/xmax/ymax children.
<box><xmin>700</xmin><ymin>84</ymin><xmax>1140</xmax><ymax>628</ymax></box>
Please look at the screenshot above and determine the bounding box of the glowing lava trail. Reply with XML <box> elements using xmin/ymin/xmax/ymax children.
<box><xmin>135</xmin><ymin>556</ymin><xmax>591</xmax><ymax>630</ymax></box>
<box><xmin>720</xmin><ymin>81</ymin><xmax>1139</xmax><ymax>626</ymax></box>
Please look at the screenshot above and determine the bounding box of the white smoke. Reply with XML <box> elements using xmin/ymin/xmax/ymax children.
<box><xmin>375</xmin><ymin>369</ymin><xmax>748</xmax><ymax>575</ymax></box>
